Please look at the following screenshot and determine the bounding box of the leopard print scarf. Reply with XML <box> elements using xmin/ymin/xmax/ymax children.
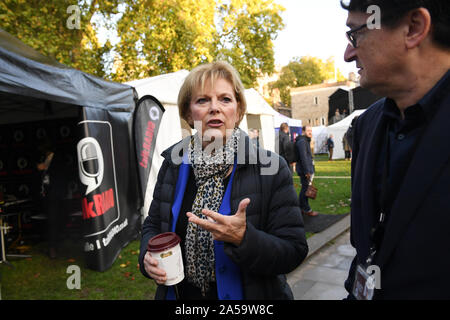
<box><xmin>185</xmin><ymin>128</ymin><xmax>240</xmax><ymax>296</ymax></box>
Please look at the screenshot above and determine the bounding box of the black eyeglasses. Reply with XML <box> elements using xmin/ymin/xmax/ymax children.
<box><xmin>346</xmin><ymin>24</ymin><xmax>368</xmax><ymax>48</ymax></box>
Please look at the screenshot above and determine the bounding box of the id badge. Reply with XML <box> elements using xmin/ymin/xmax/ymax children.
<box><xmin>352</xmin><ymin>264</ymin><xmax>375</xmax><ymax>300</ymax></box>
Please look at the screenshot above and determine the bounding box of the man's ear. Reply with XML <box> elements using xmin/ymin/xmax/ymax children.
<box><xmin>405</xmin><ymin>8</ymin><xmax>432</xmax><ymax>49</ymax></box>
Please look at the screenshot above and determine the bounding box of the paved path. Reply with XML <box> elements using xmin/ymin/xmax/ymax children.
<box><xmin>287</xmin><ymin>230</ymin><xmax>355</xmax><ymax>300</ymax></box>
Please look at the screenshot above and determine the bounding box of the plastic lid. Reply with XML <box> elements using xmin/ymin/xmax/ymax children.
<box><xmin>147</xmin><ymin>232</ymin><xmax>181</xmax><ymax>252</ymax></box>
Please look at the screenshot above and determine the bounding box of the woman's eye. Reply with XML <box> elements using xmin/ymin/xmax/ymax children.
<box><xmin>196</xmin><ymin>98</ymin><xmax>208</xmax><ymax>104</ymax></box>
<box><xmin>222</xmin><ymin>97</ymin><xmax>232</xmax><ymax>103</ymax></box>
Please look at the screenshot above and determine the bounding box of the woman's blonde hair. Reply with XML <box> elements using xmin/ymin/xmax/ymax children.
<box><xmin>178</xmin><ymin>61</ymin><xmax>247</xmax><ymax>128</ymax></box>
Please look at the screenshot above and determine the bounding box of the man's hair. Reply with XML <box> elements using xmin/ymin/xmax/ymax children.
<box><xmin>178</xmin><ymin>61</ymin><xmax>247</xmax><ymax>128</ymax></box>
<box><xmin>340</xmin><ymin>0</ymin><xmax>450</xmax><ymax>49</ymax></box>
<box><xmin>280</xmin><ymin>123</ymin><xmax>289</xmax><ymax>132</ymax></box>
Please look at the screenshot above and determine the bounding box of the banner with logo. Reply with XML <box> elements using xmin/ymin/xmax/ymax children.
<box><xmin>133</xmin><ymin>95</ymin><xmax>165</xmax><ymax>205</ymax></box>
<box><xmin>77</xmin><ymin>108</ymin><xmax>142</xmax><ymax>271</ymax></box>
<box><xmin>0</xmin><ymin>28</ymin><xmax>150</xmax><ymax>272</ymax></box>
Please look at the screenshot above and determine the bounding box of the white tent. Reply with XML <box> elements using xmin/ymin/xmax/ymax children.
<box><xmin>273</xmin><ymin>112</ymin><xmax>302</xmax><ymax>129</ymax></box>
<box><xmin>327</xmin><ymin>109</ymin><xmax>366</xmax><ymax>159</ymax></box>
<box><xmin>312</xmin><ymin>125</ymin><xmax>328</xmax><ymax>154</ymax></box>
<box><xmin>126</xmin><ymin>72</ymin><xmax>279</xmax><ymax>216</ymax></box>
<box><xmin>242</xmin><ymin>88</ymin><xmax>278</xmax><ymax>152</ymax></box>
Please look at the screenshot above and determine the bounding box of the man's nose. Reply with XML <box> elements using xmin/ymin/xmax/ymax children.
<box><xmin>344</xmin><ymin>43</ymin><xmax>357</xmax><ymax>63</ymax></box>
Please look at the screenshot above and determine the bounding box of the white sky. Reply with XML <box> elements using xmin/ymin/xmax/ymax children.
<box><xmin>273</xmin><ymin>0</ymin><xmax>357</xmax><ymax>77</ymax></box>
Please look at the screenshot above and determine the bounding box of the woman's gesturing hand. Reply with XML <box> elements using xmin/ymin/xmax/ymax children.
<box><xmin>187</xmin><ymin>198</ymin><xmax>251</xmax><ymax>246</ymax></box>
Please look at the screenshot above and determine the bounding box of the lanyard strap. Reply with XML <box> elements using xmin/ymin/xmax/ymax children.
<box><xmin>367</xmin><ymin>123</ymin><xmax>391</xmax><ymax>266</ymax></box>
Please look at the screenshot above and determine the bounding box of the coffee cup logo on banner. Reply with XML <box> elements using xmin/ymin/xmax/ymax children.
<box><xmin>60</xmin><ymin>125</ymin><xmax>71</xmax><ymax>138</ymax></box>
<box><xmin>14</xmin><ymin>130</ymin><xmax>24</xmax><ymax>143</ymax></box>
<box><xmin>149</xmin><ymin>106</ymin><xmax>160</xmax><ymax>121</ymax></box>
<box><xmin>77</xmin><ymin>137</ymin><xmax>104</xmax><ymax>195</ymax></box>
<box><xmin>36</xmin><ymin>127</ymin><xmax>47</xmax><ymax>140</ymax></box>
<box><xmin>17</xmin><ymin>157</ymin><xmax>28</xmax><ymax>170</ymax></box>
<box><xmin>18</xmin><ymin>184</ymin><xmax>30</xmax><ymax>196</ymax></box>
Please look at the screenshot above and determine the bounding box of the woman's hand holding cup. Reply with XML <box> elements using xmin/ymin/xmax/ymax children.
<box><xmin>143</xmin><ymin>251</ymin><xmax>167</xmax><ymax>285</ymax></box>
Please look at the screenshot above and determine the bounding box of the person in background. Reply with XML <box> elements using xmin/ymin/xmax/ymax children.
<box><xmin>333</xmin><ymin>109</ymin><xmax>343</xmax><ymax>124</ymax></box>
<box><xmin>310</xmin><ymin>134</ymin><xmax>316</xmax><ymax>156</ymax></box>
<box><xmin>139</xmin><ymin>61</ymin><xmax>308</xmax><ymax>300</ymax></box>
<box><xmin>342</xmin><ymin>132</ymin><xmax>351</xmax><ymax>160</ymax></box>
<box><xmin>326</xmin><ymin>134</ymin><xmax>335</xmax><ymax>161</ymax></box>
<box><xmin>342</xmin><ymin>0</ymin><xmax>450</xmax><ymax>299</ymax></box>
<box><xmin>295</xmin><ymin>125</ymin><xmax>318</xmax><ymax>217</ymax></box>
<box><xmin>345</xmin><ymin>116</ymin><xmax>359</xmax><ymax>150</ymax></box>
<box><xmin>36</xmin><ymin>139</ymin><xmax>66</xmax><ymax>259</ymax></box>
<box><xmin>249</xmin><ymin>128</ymin><xmax>260</xmax><ymax>148</ymax></box>
<box><xmin>275</xmin><ymin>122</ymin><xmax>295</xmax><ymax>169</ymax></box>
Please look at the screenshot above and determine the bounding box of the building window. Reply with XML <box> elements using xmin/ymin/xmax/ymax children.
<box><xmin>308</xmin><ymin>119</ymin><xmax>311</xmax><ymax>124</ymax></box>
<box><xmin>322</xmin><ymin>117</ymin><xmax>325</xmax><ymax>125</ymax></box>
<box><xmin>314</xmin><ymin>96</ymin><xmax>319</xmax><ymax>105</ymax></box>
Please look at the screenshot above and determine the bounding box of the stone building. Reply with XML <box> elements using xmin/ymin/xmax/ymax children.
<box><xmin>290</xmin><ymin>80</ymin><xmax>356</xmax><ymax>127</ymax></box>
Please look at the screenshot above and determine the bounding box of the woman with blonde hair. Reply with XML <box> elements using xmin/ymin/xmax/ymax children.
<box><xmin>139</xmin><ymin>61</ymin><xmax>307</xmax><ymax>300</ymax></box>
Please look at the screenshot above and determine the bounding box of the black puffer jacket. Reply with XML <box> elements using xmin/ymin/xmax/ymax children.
<box><xmin>276</xmin><ymin>130</ymin><xmax>295</xmax><ymax>164</ymax></box>
<box><xmin>139</xmin><ymin>131</ymin><xmax>308</xmax><ymax>299</ymax></box>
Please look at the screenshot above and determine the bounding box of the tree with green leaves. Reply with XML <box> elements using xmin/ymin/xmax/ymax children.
<box><xmin>1</xmin><ymin>0</ymin><xmax>284</xmax><ymax>87</ymax></box>
<box><xmin>0</xmin><ymin>0</ymin><xmax>121</xmax><ymax>78</ymax></box>
<box><xmin>271</xmin><ymin>56</ymin><xmax>346</xmax><ymax>107</ymax></box>
<box><xmin>113</xmin><ymin>0</ymin><xmax>217</xmax><ymax>82</ymax></box>
<box><xmin>113</xmin><ymin>0</ymin><xmax>284</xmax><ymax>86</ymax></box>
<box><xmin>213</xmin><ymin>0</ymin><xmax>285</xmax><ymax>87</ymax></box>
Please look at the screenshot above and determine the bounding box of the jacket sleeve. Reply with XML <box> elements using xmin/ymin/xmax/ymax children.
<box><xmin>279</xmin><ymin>134</ymin><xmax>286</xmax><ymax>156</ymax></box>
<box><xmin>225</xmin><ymin>159</ymin><xmax>308</xmax><ymax>275</ymax></box>
<box><xmin>138</xmin><ymin>159</ymin><xmax>170</xmax><ymax>279</ymax></box>
<box><xmin>344</xmin><ymin>115</ymin><xmax>361</xmax><ymax>298</ymax></box>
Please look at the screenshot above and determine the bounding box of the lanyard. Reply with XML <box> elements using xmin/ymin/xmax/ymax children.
<box><xmin>366</xmin><ymin>123</ymin><xmax>391</xmax><ymax>266</ymax></box>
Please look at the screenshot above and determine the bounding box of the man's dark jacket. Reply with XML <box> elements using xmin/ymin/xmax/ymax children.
<box><xmin>139</xmin><ymin>132</ymin><xmax>308</xmax><ymax>299</ymax></box>
<box><xmin>294</xmin><ymin>135</ymin><xmax>314</xmax><ymax>176</ymax></box>
<box><xmin>346</xmin><ymin>83</ymin><xmax>450</xmax><ymax>299</ymax></box>
<box><xmin>326</xmin><ymin>138</ymin><xmax>334</xmax><ymax>149</ymax></box>
<box><xmin>276</xmin><ymin>130</ymin><xmax>295</xmax><ymax>164</ymax></box>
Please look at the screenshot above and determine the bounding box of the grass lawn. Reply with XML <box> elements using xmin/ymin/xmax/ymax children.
<box><xmin>292</xmin><ymin>154</ymin><xmax>351</xmax><ymax>215</ymax></box>
<box><xmin>0</xmin><ymin>154</ymin><xmax>351</xmax><ymax>300</ymax></box>
<box><xmin>1</xmin><ymin>236</ymin><xmax>156</xmax><ymax>300</ymax></box>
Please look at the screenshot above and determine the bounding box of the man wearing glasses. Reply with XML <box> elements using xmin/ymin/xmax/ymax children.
<box><xmin>341</xmin><ymin>0</ymin><xmax>450</xmax><ymax>299</ymax></box>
